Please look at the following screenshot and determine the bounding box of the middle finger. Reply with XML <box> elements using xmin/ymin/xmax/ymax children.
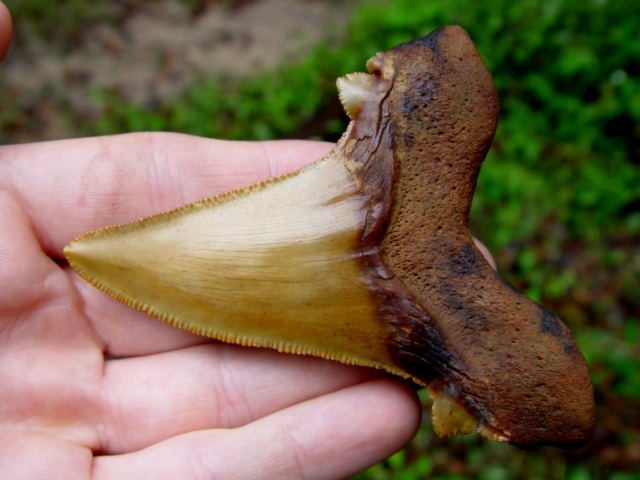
<box><xmin>94</xmin><ymin>343</ymin><xmax>380</xmax><ymax>454</ymax></box>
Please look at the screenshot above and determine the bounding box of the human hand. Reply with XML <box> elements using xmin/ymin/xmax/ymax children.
<box><xmin>0</xmin><ymin>7</ymin><xmax>419</xmax><ymax>477</ymax></box>
<box><xmin>0</xmin><ymin>131</ymin><xmax>425</xmax><ymax>478</ymax></box>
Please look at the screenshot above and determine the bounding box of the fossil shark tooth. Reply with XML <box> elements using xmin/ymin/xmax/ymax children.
<box><xmin>64</xmin><ymin>26</ymin><xmax>595</xmax><ymax>448</ymax></box>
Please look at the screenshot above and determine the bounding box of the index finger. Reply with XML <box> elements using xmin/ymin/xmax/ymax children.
<box><xmin>0</xmin><ymin>133</ymin><xmax>333</xmax><ymax>256</ymax></box>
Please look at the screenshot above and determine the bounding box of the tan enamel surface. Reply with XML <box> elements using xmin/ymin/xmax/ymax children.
<box><xmin>66</xmin><ymin>150</ymin><xmax>394</xmax><ymax>367</ymax></box>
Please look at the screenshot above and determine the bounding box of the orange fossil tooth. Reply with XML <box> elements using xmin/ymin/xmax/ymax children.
<box><xmin>65</xmin><ymin>25</ymin><xmax>595</xmax><ymax>448</ymax></box>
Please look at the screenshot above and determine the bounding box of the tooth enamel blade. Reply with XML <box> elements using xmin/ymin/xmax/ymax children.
<box><xmin>65</xmin><ymin>150</ymin><xmax>393</xmax><ymax>368</ymax></box>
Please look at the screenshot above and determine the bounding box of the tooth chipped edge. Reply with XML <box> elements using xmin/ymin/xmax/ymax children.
<box><xmin>336</xmin><ymin>72</ymin><xmax>376</xmax><ymax>119</ymax></box>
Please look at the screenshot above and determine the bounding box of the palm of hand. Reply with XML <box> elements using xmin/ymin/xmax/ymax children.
<box><xmin>0</xmin><ymin>134</ymin><xmax>419</xmax><ymax>479</ymax></box>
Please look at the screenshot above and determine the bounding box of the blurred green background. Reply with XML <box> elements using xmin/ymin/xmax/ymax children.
<box><xmin>2</xmin><ymin>0</ymin><xmax>639</xmax><ymax>478</ymax></box>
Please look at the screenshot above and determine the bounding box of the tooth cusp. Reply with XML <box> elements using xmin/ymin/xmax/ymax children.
<box><xmin>336</xmin><ymin>72</ymin><xmax>376</xmax><ymax>119</ymax></box>
<box><xmin>365</xmin><ymin>52</ymin><xmax>386</xmax><ymax>75</ymax></box>
<box><xmin>429</xmin><ymin>388</ymin><xmax>511</xmax><ymax>443</ymax></box>
<box><xmin>429</xmin><ymin>389</ymin><xmax>478</xmax><ymax>437</ymax></box>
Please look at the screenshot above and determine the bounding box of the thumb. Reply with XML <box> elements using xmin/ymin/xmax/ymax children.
<box><xmin>0</xmin><ymin>2</ymin><xmax>13</xmax><ymax>62</ymax></box>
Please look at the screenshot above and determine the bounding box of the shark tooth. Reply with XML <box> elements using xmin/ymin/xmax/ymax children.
<box><xmin>64</xmin><ymin>25</ymin><xmax>595</xmax><ymax>448</ymax></box>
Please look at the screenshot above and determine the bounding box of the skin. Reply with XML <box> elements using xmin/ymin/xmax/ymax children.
<box><xmin>0</xmin><ymin>8</ymin><xmax>424</xmax><ymax>476</ymax></box>
<box><xmin>0</xmin><ymin>9</ymin><xmax>498</xmax><ymax>478</ymax></box>
<box><xmin>0</xmin><ymin>2</ymin><xmax>10</xmax><ymax>62</ymax></box>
